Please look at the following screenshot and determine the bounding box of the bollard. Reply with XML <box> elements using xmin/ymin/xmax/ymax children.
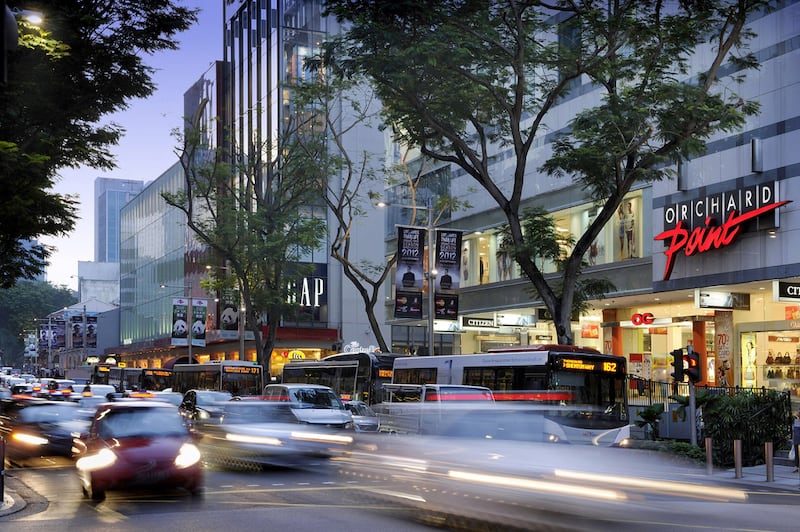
<box><xmin>705</xmin><ymin>437</ymin><xmax>713</xmax><ymax>475</ymax></box>
<box><xmin>765</xmin><ymin>441</ymin><xmax>774</xmax><ymax>482</ymax></box>
<box><xmin>734</xmin><ymin>439</ymin><xmax>742</xmax><ymax>479</ymax></box>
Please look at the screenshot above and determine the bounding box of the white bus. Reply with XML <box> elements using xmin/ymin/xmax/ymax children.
<box><xmin>391</xmin><ymin>345</ymin><xmax>631</xmax><ymax>446</ymax></box>
<box><xmin>172</xmin><ymin>360</ymin><xmax>263</xmax><ymax>397</ymax></box>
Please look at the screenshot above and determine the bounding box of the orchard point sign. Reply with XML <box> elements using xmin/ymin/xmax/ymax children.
<box><xmin>654</xmin><ymin>181</ymin><xmax>790</xmax><ymax>281</ymax></box>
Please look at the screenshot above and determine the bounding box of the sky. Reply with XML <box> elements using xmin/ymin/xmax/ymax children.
<box><xmin>41</xmin><ymin>1</ymin><xmax>224</xmax><ymax>291</ymax></box>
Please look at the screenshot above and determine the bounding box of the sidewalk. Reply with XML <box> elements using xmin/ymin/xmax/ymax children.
<box><xmin>712</xmin><ymin>463</ymin><xmax>800</xmax><ymax>489</ymax></box>
<box><xmin>1</xmin><ymin>475</ymin><xmax>27</xmax><ymax>517</ymax></box>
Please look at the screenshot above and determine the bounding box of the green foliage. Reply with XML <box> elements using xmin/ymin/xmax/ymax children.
<box><xmin>0</xmin><ymin>281</ymin><xmax>77</xmax><ymax>367</ymax></box>
<box><xmin>168</xmin><ymin>97</ymin><xmax>327</xmax><ymax>369</ymax></box>
<box><xmin>702</xmin><ymin>389</ymin><xmax>792</xmax><ymax>467</ymax></box>
<box><xmin>635</xmin><ymin>402</ymin><xmax>665</xmax><ymax>440</ymax></box>
<box><xmin>665</xmin><ymin>441</ymin><xmax>707</xmax><ymax>463</ymax></box>
<box><xmin>323</xmin><ymin>0</ymin><xmax>774</xmax><ymax>344</ymax></box>
<box><xmin>0</xmin><ymin>0</ymin><xmax>198</xmax><ymax>286</ymax></box>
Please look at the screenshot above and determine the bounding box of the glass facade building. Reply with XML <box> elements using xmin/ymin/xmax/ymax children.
<box><xmin>95</xmin><ymin>178</ymin><xmax>144</xmax><ymax>263</ymax></box>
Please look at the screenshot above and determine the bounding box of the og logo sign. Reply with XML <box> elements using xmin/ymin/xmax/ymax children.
<box><xmin>631</xmin><ymin>313</ymin><xmax>655</xmax><ymax>326</ymax></box>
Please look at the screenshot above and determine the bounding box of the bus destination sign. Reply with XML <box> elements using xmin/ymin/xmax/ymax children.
<box><xmin>223</xmin><ymin>365</ymin><xmax>260</xmax><ymax>374</ymax></box>
<box><xmin>560</xmin><ymin>358</ymin><xmax>619</xmax><ymax>373</ymax></box>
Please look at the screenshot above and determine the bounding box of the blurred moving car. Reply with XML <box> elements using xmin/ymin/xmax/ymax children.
<box><xmin>73</xmin><ymin>401</ymin><xmax>202</xmax><ymax>500</ymax></box>
<box><xmin>344</xmin><ymin>400</ymin><xmax>379</xmax><ymax>432</ymax></box>
<box><xmin>196</xmin><ymin>401</ymin><xmax>353</xmax><ymax>470</ymax></box>
<box><xmin>0</xmin><ymin>399</ymin><xmax>92</xmax><ymax>465</ymax></box>
<box><xmin>38</xmin><ymin>379</ymin><xmax>77</xmax><ymax>400</ymax></box>
<box><xmin>262</xmin><ymin>384</ymin><xmax>353</xmax><ymax>429</ymax></box>
<box><xmin>178</xmin><ymin>389</ymin><xmax>233</xmax><ymax>424</ymax></box>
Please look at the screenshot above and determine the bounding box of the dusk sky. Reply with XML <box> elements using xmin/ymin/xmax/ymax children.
<box><xmin>42</xmin><ymin>1</ymin><xmax>224</xmax><ymax>291</ymax></box>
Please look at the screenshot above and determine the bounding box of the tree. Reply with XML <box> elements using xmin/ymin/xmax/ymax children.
<box><xmin>290</xmin><ymin>75</ymin><xmax>461</xmax><ymax>352</ymax></box>
<box><xmin>322</xmin><ymin>0</ymin><xmax>771</xmax><ymax>344</ymax></box>
<box><xmin>0</xmin><ymin>280</ymin><xmax>76</xmax><ymax>368</ymax></box>
<box><xmin>0</xmin><ymin>0</ymin><xmax>198</xmax><ymax>287</ymax></box>
<box><xmin>165</xmin><ymin>100</ymin><xmax>327</xmax><ymax>373</ymax></box>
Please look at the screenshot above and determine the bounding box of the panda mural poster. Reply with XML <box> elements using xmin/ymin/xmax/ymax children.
<box><xmin>191</xmin><ymin>299</ymin><xmax>208</xmax><ymax>347</ymax></box>
<box><xmin>171</xmin><ymin>298</ymin><xmax>189</xmax><ymax>346</ymax></box>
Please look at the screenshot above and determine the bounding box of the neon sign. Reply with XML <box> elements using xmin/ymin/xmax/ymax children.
<box><xmin>654</xmin><ymin>200</ymin><xmax>790</xmax><ymax>281</ymax></box>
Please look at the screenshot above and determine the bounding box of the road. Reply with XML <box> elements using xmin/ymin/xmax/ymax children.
<box><xmin>1</xmin><ymin>459</ymin><xmax>439</xmax><ymax>531</ymax></box>
<box><xmin>3</xmin><ymin>454</ymin><xmax>800</xmax><ymax>531</ymax></box>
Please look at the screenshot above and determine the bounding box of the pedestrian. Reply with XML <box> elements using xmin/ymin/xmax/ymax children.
<box><xmin>792</xmin><ymin>410</ymin><xmax>800</xmax><ymax>473</ymax></box>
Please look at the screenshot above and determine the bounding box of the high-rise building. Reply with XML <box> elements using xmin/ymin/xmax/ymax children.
<box><xmin>94</xmin><ymin>178</ymin><xmax>144</xmax><ymax>263</ymax></box>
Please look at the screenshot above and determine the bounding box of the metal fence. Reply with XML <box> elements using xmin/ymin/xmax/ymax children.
<box><xmin>627</xmin><ymin>376</ymin><xmax>786</xmax><ymax>407</ymax></box>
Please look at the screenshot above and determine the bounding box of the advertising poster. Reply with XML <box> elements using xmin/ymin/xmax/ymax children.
<box><xmin>395</xmin><ymin>290</ymin><xmax>423</xmax><ymax>320</ymax></box>
<box><xmin>395</xmin><ymin>226</ymin><xmax>426</xmax><ymax>319</ymax></box>
<box><xmin>191</xmin><ymin>299</ymin><xmax>208</xmax><ymax>347</ymax></box>
<box><xmin>52</xmin><ymin>319</ymin><xmax>66</xmax><ymax>349</ymax></box>
<box><xmin>434</xmin><ymin>230</ymin><xmax>462</xmax><ymax>291</ymax></box>
<box><xmin>433</xmin><ymin>230</ymin><xmax>462</xmax><ymax>320</ymax></box>
<box><xmin>434</xmin><ymin>293</ymin><xmax>459</xmax><ymax>320</ymax></box>
<box><xmin>171</xmin><ymin>298</ymin><xmax>189</xmax><ymax>346</ymax></box>
<box><xmin>71</xmin><ymin>315</ymin><xmax>84</xmax><ymax>349</ymax></box>
<box><xmin>86</xmin><ymin>316</ymin><xmax>97</xmax><ymax>348</ymax></box>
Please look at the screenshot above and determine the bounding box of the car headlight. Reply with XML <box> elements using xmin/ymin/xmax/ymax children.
<box><xmin>174</xmin><ymin>443</ymin><xmax>202</xmax><ymax>469</ymax></box>
<box><xmin>76</xmin><ymin>448</ymin><xmax>118</xmax><ymax>471</ymax></box>
<box><xmin>11</xmin><ymin>432</ymin><xmax>49</xmax><ymax>446</ymax></box>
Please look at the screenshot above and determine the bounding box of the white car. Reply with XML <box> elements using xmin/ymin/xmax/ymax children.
<box><xmin>262</xmin><ymin>384</ymin><xmax>353</xmax><ymax>429</ymax></box>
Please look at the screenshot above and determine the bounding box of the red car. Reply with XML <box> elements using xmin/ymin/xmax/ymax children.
<box><xmin>73</xmin><ymin>401</ymin><xmax>202</xmax><ymax>500</ymax></box>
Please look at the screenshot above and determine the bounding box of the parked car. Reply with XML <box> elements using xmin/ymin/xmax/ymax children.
<box><xmin>195</xmin><ymin>400</ymin><xmax>353</xmax><ymax>470</ymax></box>
<box><xmin>72</xmin><ymin>401</ymin><xmax>203</xmax><ymax>500</ymax></box>
<box><xmin>262</xmin><ymin>384</ymin><xmax>353</xmax><ymax>429</ymax></box>
<box><xmin>0</xmin><ymin>399</ymin><xmax>92</xmax><ymax>465</ymax></box>
<box><xmin>343</xmin><ymin>400</ymin><xmax>380</xmax><ymax>432</ymax></box>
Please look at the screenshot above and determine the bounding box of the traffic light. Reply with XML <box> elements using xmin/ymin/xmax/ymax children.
<box><xmin>670</xmin><ymin>348</ymin><xmax>684</xmax><ymax>382</ymax></box>
<box><xmin>685</xmin><ymin>350</ymin><xmax>701</xmax><ymax>383</ymax></box>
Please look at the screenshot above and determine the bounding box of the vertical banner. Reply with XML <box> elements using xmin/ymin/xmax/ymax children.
<box><xmin>434</xmin><ymin>229</ymin><xmax>462</xmax><ymax>320</ymax></box>
<box><xmin>53</xmin><ymin>319</ymin><xmax>66</xmax><ymax>349</ymax></box>
<box><xmin>219</xmin><ymin>288</ymin><xmax>240</xmax><ymax>340</ymax></box>
<box><xmin>86</xmin><ymin>316</ymin><xmax>97</xmax><ymax>348</ymax></box>
<box><xmin>395</xmin><ymin>226</ymin><xmax>426</xmax><ymax>319</ymax></box>
<box><xmin>171</xmin><ymin>298</ymin><xmax>189</xmax><ymax>346</ymax></box>
<box><xmin>191</xmin><ymin>299</ymin><xmax>208</xmax><ymax>347</ymax></box>
<box><xmin>71</xmin><ymin>315</ymin><xmax>84</xmax><ymax>349</ymax></box>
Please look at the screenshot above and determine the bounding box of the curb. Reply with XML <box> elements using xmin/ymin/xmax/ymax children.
<box><xmin>1</xmin><ymin>485</ymin><xmax>28</xmax><ymax>517</ymax></box>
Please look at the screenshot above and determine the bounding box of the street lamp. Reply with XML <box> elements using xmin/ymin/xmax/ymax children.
<box><xmin>379</xmin><ymin>196</ymin><xmax>438</xmax><ymax>355</ymax></box>
<box><xmin>160</xmin><ymin>282</ymin><xmax>194</xmax><ymax>364</ymax></box>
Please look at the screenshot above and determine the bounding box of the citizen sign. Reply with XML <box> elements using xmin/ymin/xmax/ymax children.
<box><xmin>775</xmin><ymin>281</ymin><xmax>800</xmax><ymax>302</ymax></box>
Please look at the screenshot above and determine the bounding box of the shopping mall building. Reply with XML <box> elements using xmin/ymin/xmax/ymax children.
<box><xmin>110</xmin><ymin>1</ymin><xmax>798</xmax><ymax>404</ymax></box>
<box><xmin>386</xmin><ymin>1</ymin><xmax>800</xmax><ymax>408</ymax></box>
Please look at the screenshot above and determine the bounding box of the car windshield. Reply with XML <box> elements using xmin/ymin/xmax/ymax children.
<box><xmin>346</xmin><ymin>403</ymin><xmax>374</xmax><ymax>417</ymax></box>
<box><xmin>291</xmin><ymin>389</ymin><xmax>344</xmax><ymax>410</ymax></box>
<box><xmin>196</xmin><ymin>391</ymin><xmax>233</xmax><ymax>404</ymax></box>
<box><xmin>19</xmin><ymin>403</ymin><xmax>83</xmax><ymax>423</ymax></box>
<box><xmin>218</xmin><ymin>403</ymin><xmax>297</xmax><ymax>424</ymax></box>
<box><xmin>97</xmin><ymin>407</ymin><xmax>188</xmax><ymax>438</ymax></box>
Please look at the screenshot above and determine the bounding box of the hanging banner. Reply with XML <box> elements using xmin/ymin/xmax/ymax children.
<box><xmin>191</xmin><ymin>299</ymin><xmax>208</xmax><ymax>347</ymax></box>
<box><xmin>52</xmin><ymin>319</ymin><xmax>66</xmax><ymax>349</ymax></box>
<box><xmin>434</xmin><ymin>230</ymin><xmax>462</xmax><ymax>320</ymax></box>
<box><xmin>71</xmin><ymin>315</ymin><xmax>84</xmax><ymax>349</ymax></box>
<box><xmin>171</xmin><ymin>298</ymin><xmax>189</xmax><ymax>346</ymax></box>
<box><xmin>434</xmin><ymin>293</ymin><xmax>459</xmax><ymax>320</ymax></box>
<box><xmin>86</xmin><ymin>316</ymin><xmax>97</xmax><ymax>348</ymax></box>
<box><xmin>395</xmin><ymin>226</ymin><xmax>426</xmax><ymax>319</ymax></box>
